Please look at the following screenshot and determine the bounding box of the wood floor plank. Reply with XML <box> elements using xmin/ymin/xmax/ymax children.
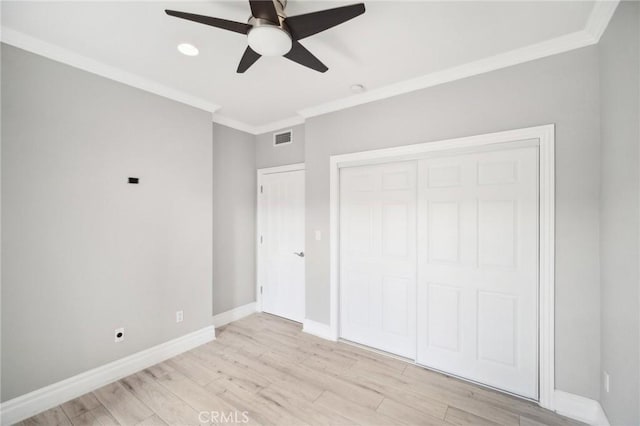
<box><xmin>164</xmin><ymin>352</ymin><xmax>220</xmax><ymax>386</ymax></box>
<box><xmin>351</xmin><ymin>353</ymin><xmax>410</xmax><ymax>376</ymax></box>
<box><xmin>300</xmin><ymin>346</ymin><xmax>359</xmax><ymax>372</ymax></box>
<box><xmin>143</xmin><ymin>362</ymin><xmax>175</xmax><ymax>381</ymax></box>
<box><xmin>69</xmin><ymin>412</ymin><xmax>101</xmax><ymax>426</ymax></box>
<box><xmin>216</xmin><ymin>326</ymin><xmax>269</xmax><ymax>350</ymax></box>
<box><xmin>313</xmin><ymin>390</ymin><xmax>394</xmax><ymax>425</ymax></box>
<box><xmin>208</xmin><ymin>346</ymin><xmax>291</xmax><ymax>383</ymax></box>
<box><xmin>67</xmin><ymin>401</ymin><xmax>119</xmax><ymax>426</ymax></box>
<box><xmin>376</xmin><ymin>398</ymin><xmax>448</xmax><ymax>426</ymax></box>
<box><xmin>93</xmin><ymin>382</ymin><xmax>153</xmax><ymax>426</ymax></box>
<box><xmin>264</xmin><ymin>351</ymin><xmax>385</xmax><ymax>410</ymax></box>
<box><xmin>119</xmin><ymin>372</ymin><xmax>202</xmax><ymax>426</ymax></box>
<box><xmin>190</xmin><ymin>347</ymin><xmax>273</xmax><ymax>394</ymax></box>
<box><xmin>206</xmin><ymin>376</ymin><xmax>306</xmax><ymax>426</ymax></box>
<box><xmin>134</xmin><ymin>414</ymin><xmax>168</xmax><ymax>426</ymax></box>
<box><xmin>259</xmin><ymin>375</ymin><xmax>324</xmax><ymax>403</ymax></box>
<box><xmin>520</xmin><ymin>416</ymin><xmax>549</xmax><ymax>426</ymax></box>
<box><xmin>221</xmin><ymin>327</ymin><xmax>306</xmax><ymax>362</ymax></box>
<box><xmin>258</xmin><ymin>385</ymin><xmax>351</xmax><ymax>425</ymax></box>
<box><xmin>240</xmin><ymin>313</ymin><xmax>300</xmax><ymax>335</ymax></box>
<box><xmin>519</xmin><ymin>413</ymin><xmax>583</xmax><ymax>426</ymax></box>
<box><xmin>334</xmin><ymin>341</ymin><xmax>410</xmax><ymax>373</ymax></box>
<box><xmin>61</xmin><ymin>394</ymin><xmax>101</xmax><ymax>420</ymax></box>
<box><xmin>86</xmin><ymin>406</ymin><xmax>120</xmax><ymax>426</ymax></box>
<box><xmin>326</xmin><ymin>362</ymin><xmax>449</xmax><ymax>420</ymax></box>
<box><xmin>444</xmin><ymin>406</ymin><xmax>502</xmax><ymax>426</ymax></box>
<box><xmin>259</xmin><ymin>348</ymin><xmax>308</xmax><ymax>368</ymax></box>
<box><xmin>22</xmin><ymin>406</ymin><xmax>72</xmax><ymax>426</ymax></box>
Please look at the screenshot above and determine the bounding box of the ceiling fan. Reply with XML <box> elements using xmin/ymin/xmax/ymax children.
<box><xmin>165</xmin><ymin>0</ymin><xmax>365</xmax><ymax>73</ymax></box>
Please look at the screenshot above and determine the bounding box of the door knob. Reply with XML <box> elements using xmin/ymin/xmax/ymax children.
<box><xmin>294</xmin><ymin>251</ymin><xmax>305</xmax><ymax>257</ymax></box>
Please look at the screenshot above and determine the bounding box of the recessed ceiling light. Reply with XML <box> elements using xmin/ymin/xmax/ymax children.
<box><xmin>177</xmin><ymin>43</ymin><xmax>199</xmax><ymax>56</ymax></box>
<box><xmin>350</xmin><ymin>84</ymin><xmax>366</xmax><ymax>94</ymax></box>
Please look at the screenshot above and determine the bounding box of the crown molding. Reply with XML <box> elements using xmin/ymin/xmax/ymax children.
<box><xmin>298</xmin><ymin>29</ymin><xmax>596</xmax><ymax>119</ymax></box>
<box><xmin>212</xmin><ymin>112</ymin><xmax>305</xmax><ymax>135</ymax></box>
<box><xmin>584</xmin><ymin>0</ymin><xmax>620</xmax><ymax>43</ymax></box>
<box><xmin>212</xmin><ymin>113</ymin><xmax>259</xmax><ymax>134</ymax></box>
<box><xmin>253</xmin><ymin>115</ymin><xmax>306</xmax><ymax>134</ymax></box>
<box><xmin>0</xmin><ymin>27</ymin><xmax>221</xmax><ymax>114</ymax></box>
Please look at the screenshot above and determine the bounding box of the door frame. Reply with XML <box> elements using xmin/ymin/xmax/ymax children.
<box><xmin>329</xmin><ymin>125</ymin><xmax>555</xmax><ymax>409</ymax></box>
<box><xmin>256</xmin><ymin>163</ymin><xmax>306</xmax><ymax>315</ymax></box>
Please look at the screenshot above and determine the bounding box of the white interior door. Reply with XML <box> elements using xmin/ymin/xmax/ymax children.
<box><xmin>339</xmin><ymin>161</ymin><xmax>417</xmax><ymax>358</ymax></box>
<box><xmin>416</xmin><ymin>144</ymin><xmax>539</xmax><ymax>399</ymax></box>
<box><xmin>260</xmin><ymin>169</ymin><xmax>305</xmax><ymax>322</ymax></box>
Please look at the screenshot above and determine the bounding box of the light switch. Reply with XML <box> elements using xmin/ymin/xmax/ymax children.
<box><xmin>315</xmin><ymin>230</ymin><xmax>322</xmax><ymax>241</ymax></box>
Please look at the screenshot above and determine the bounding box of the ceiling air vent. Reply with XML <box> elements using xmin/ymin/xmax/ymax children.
<box><xmin>273</xmin><ymin>129</ymin><xmax>293</xmax><ymax>146</ymax></box>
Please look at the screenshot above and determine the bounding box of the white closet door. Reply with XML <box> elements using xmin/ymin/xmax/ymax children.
<box><xmin>339</xmin><ymin>162</ymin><xmax>417</xmax><ymax>358</ymax></box>
<box><xmin>416</xmin><ymin>145</ymin><xmax>539</xmax><ymax>399</ymax></box>
<box><xmin>261</xmin><ymin>170</ymin><xmax>305</xmax><ymax>322</ymax></box>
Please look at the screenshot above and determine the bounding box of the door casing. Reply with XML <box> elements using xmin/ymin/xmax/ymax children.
<box><xmin>328</xmin><ymin>125</ymin><xmax>555</xmax><ymax>409</ymax></box>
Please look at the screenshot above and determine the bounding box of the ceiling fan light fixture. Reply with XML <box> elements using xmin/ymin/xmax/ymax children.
<box><xmin>177</xmin><ymin>43</ymin><xmax>199</xmax><ymax>56</ymax></box>
<box><xmin>247</xmin><ymin>25</ymin><xmax>292</xmax><ymax>57</ymax></box>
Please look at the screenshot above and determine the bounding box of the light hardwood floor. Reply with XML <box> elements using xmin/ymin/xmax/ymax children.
<box><xmin>19</xmin><ymin>313</ymin><xmax>583</xmax><ymax>426</ymax></box>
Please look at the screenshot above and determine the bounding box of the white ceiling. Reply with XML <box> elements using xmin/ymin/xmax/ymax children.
<box><xmin>2</xmin><ymin>1</ymin><xmax>603</xmax><ymax>132</ymax></box>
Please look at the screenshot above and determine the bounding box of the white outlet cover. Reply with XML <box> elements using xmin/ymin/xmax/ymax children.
<box><xmin>315</xmin><ymin>230</ymin><xmax>322</xmax><ymax>241</ymax></box>
<box><xmin>114</xmin><ymin>327</ymin><xmax>125</xmax><ymax>343</ymax></box>
<box><xmin>176</xmin><ymin>310</ymin><xmax>184</xmax><ymax>323</ymax></box>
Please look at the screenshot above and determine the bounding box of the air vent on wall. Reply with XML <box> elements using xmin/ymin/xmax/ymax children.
<box><xmin>273</xmin><ymin>129</ymin><xmax>293</xmax><ymax>146</ymax></box>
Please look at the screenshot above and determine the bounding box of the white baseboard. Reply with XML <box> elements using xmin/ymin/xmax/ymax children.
<box><xmin>303</xmin><ymin>319</ymin><xmax>338</xmax><ymax>341</ymax></box>
<box><xmin>0</xmin><ymin>326</ymin><xmax>215</xmax><ymax>426</ymax></box>
<box><xmin>554</xmin><ymin>390</ymin><xmax>610</xmax><ymax>426</ymax></box>
<box><xmin>212</xmin><ymin>302</ymin><xmax>256</xmax><ymax>328</ymax></box>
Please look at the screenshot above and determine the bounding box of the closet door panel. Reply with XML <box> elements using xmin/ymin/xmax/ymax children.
<box><xmin>417</xmin><ymin>146</ymin><xmax>539</xmax><ymax>399</ymax></box>
<box><xmin>340</xmin><ymin>161</ymin><xmax>417</xmax><ymax>358</ymax></box>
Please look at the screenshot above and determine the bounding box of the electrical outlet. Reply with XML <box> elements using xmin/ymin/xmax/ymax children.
<box><xmin>315</xmin><ymin>230</ymin><xmax>322</xmax><ymax>241</ymax></box>
<box><xmin>114</xmin><ymin>328</ymin><xmax>125</xmax><ymax>343</ymax></box>
<box><xmin>176</xmin><ymin>310</ymin><xmax>184</xmax><ymax>323</ymax></box>
<box><xmin>603</xmin><ymin>372</ymin><xmax>610</xmax><ymax>393</ymax></box>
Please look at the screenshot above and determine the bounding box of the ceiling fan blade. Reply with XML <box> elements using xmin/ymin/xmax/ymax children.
<box><xmin>165</xmin><ymin>10</ymin><xmax>251</xmax><ymax>34</ymax></box>
<box><xmin>249</xmin><ymin>0</ymin><xmax>280</xmax><ymax>24</ymax></box>
<box><xmin>284</xmin><ymin>40</ymin><xmax>328</xmax><ymax>73</ymax></box>
<box><xmin>285</xmin><ymin>3</ymin><xmax>365</xmax><ymax>40</ymax></box>
<box><xmin>237</xmin><ymin>46</ymin><xmax>261</xmax><ymax>73</ymax></box>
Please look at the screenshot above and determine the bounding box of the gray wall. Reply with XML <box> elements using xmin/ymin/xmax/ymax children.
<box><xmin>1</xmin><ymin>45</ymin><xmax>213</xmax><ymax>400</ymax></box>
<box><xmin>212</xmin><ymin>123</ymin><xmax>256</xmax><ymax>315</ymax></box>
<box><xmin>255</xmin><ymin>124</ymin><xmax>305</xmax><ymax>169</ymax></box>
<box><xmin>598</xmin><ymin>2</ymin><xmax>640</xmax><ymax>425</ymax></box>
<box><xmin>303</xmin><ymin>46</ymin><xmax>602</xmax><ymax>399</ymax></box>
